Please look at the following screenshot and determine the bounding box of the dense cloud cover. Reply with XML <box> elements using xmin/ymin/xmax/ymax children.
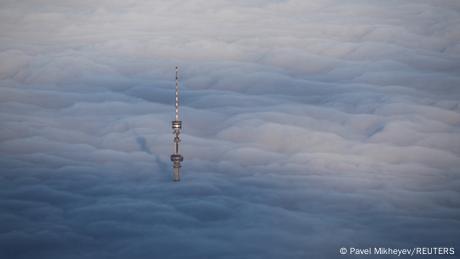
<box><xmin>1</xmin><ymin>0</ymin><xmax>460</xmax><ymax>258</ymax></box>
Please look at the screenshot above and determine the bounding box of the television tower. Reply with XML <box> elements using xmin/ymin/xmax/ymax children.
<box><xmin>170</xmin><ymin>66</ymin><xmax>183</xmax><ymax>181</ymax></box>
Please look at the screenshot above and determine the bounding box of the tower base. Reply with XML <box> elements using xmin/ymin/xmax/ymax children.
<box><xmin>173</xmin><ymin>168</ymin><xmax>180</xmax><ymax>182</ymax></box>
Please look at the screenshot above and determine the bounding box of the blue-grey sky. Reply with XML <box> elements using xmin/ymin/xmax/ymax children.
<box><xmin>1</xmin><ymin>0</ymin><xmax>460</xmax><ymax>258</ymax></box>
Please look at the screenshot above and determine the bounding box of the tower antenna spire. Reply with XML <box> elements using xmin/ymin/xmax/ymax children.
<box><xmin>175</xmin><ymin>66</ymin><xmax>179</xmax><ymax>121</ymax></box>
<box><xmin>171</xmin><ymin>66</ymin><xmax>183</xmax><ymax>181</ymax></box>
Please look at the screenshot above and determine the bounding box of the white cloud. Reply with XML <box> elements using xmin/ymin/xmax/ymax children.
<box><xmin>0</xmin><ymin>0</ymin><xmax>459</xmax><ymax>258</ymax></box>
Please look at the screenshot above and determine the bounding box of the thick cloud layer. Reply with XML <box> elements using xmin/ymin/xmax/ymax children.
<box><xmin>1</xmin><ymin>0</ymin><xmax>460</xmax><ymax>258</ymax></box>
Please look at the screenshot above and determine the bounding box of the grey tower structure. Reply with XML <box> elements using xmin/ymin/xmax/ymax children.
<box><xmin>170</xmin><ymin>66</ymin><xmax>183</xmax><ymax>181</ymax></box>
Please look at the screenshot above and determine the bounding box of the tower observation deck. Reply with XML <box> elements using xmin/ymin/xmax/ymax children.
<box><xmin>170</xmin><ymin>66</ymin><xmax>183</xmax><ymax>181</ymax></box>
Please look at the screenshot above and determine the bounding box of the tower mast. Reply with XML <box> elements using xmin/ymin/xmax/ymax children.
<box><xmin>170</xmin><ymin>66</ymin><xmax>183</xmax><ymax>181</ymax></box>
